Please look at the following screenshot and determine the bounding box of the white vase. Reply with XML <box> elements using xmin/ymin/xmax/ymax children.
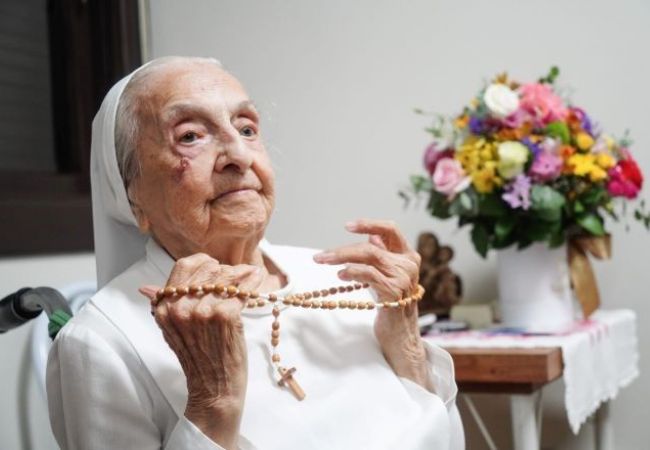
<box><xmin>497</xmin><ymin>242</ymin><xmax>576</xmax><ymax>333</ymax></box>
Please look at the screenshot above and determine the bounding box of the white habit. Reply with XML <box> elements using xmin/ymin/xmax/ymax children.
<box><xmin>47</xmin><ymin>238</ymin><xmax>465</xmax><ymax>449</ymax></box>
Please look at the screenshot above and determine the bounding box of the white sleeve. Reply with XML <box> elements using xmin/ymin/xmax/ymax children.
<box><xmin>398</xmin><ymin>341</ymin><xmax>465</xmax><ymax>449</ymax></box>
<box><xmin>46</xmin><ymin>322</ymin><xmax>226</xmax><ymax>450</ymax></box>
<box><xmin>421</xmin><ymin>340</ymin><xmax>458</xmax><ymax>409</ymax></box>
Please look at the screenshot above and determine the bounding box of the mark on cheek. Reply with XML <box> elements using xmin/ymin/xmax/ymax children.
<box><xmin>173</xmin><ymin>157</ymin><xmax>190</xmax><ymax>182</ymax></box>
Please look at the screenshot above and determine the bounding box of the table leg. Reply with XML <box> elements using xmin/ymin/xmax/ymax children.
<box><xmin>594</xmin><ymin>401</ymin><xmax>614</xmax><ymax>450</ymax></box>
<box><xmin>510</xmin><ymin>394</ymin><xmax>541</xmax><ymax>450</ymax></box>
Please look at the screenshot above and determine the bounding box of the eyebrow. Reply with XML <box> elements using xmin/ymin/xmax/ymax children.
<box><xmin>162</xmin><ymin>100</ymin><xmax>258</xmax><ymax>124</ymax></box>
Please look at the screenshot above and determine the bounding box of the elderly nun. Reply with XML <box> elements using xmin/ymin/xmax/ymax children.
<box><xmin>46</xmin><ymin>56</ymin><xmax>465</xmax><ymax>450</ymax></box>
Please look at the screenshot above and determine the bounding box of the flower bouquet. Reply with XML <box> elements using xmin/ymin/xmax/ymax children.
<box><xmin>407</xmin><ymin>67</ymin><xmax>648</xmax><ymax>325</ymax></box>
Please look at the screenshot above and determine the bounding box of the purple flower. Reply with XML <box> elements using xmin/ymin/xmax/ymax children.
<box><xmin>502</xmin><ymin>175</ymin><xmax>532</xmax><ymax>210</ymax></box>
<box><xmin>529</xmin><ymin>151</ymin><xmax>563</xmax><ymax>182</ymax></box>
<box><xmin>469</xmin><ymin>116</ymin><xmax>485</xmax><ymax>135</ymax></box>
<box><xmin>521</xmin><ymin>137</ymin><xmax>541</xmax><ymax>160</ymax></box>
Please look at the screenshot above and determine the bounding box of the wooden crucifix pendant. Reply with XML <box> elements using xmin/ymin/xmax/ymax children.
<box><xmin>277</xmin><ymin>366</ymin><xmax>305</xmax><ymax>401</ymax></box>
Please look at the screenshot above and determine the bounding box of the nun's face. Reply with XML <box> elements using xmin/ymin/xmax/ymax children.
<box><xmin>129</xmin><ymin>62</ymin><xmax>275</xmax><ymax>258</ymax></box>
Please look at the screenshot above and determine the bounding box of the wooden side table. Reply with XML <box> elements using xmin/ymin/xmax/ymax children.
<box><xmin>447</xmin><ymin>347</ymin><xmax>613</xmax><ymax>450</ymax></box>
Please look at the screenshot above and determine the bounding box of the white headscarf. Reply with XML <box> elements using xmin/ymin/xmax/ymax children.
<box><xmin>90</xmin><ymin>63</ymin><xmax>151</xmax><ymax>289</ymax></box>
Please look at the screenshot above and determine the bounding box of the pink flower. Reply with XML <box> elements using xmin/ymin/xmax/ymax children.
<box><xmin>529</xmin><ymin>151</ymin><xmax>563</xmax><ymax>182</ymax></box>
<box><xmin>424</xmin><ymin>142</ymin><xmax>454</xmax><ymax>175</ymax></box>
<box><xmin>519</xmin><ymin>83</ymin><xmax>568</xmax><ymax>126</ymax></box>
<box><xmin>607</xmin><ymin>155</ymin><xmax>644</xmax><ymax>199</ymax></box>
<box><xmin>432</xmin><ymin>158</ymin><xmax>471</xmax><ymax>196</ymax></box>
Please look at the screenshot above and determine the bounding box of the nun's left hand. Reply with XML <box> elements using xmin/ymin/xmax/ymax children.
<box><xmin>313</xmin><ymin>219</ymin><xmax>433</xmax><ymax>391</ymax></box>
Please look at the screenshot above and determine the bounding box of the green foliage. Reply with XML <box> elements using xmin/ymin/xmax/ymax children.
<box><xmin>539</xmin><ymin>66</ymin><xmax>560</xmax><ymax>84</ymax></box>
<box><xmin>545</xmin><ymin>121</ymin><xmax>570</xmax><ymax>144</ymax></box>
<box><xmin>531</xmin><ymin>185</ymin><xmax>566</xmax><ymax>222</ymax></box>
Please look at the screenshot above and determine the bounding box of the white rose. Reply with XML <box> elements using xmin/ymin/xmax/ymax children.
<box><xmin>484</xmin><ymin>83</ymin><xmax>520</xmax><ymax>118</ymax></box>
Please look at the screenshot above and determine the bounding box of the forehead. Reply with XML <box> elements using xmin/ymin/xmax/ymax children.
<box><xmin>144</xmin><ymin>62</ymin><xmax>252</xmax><ymax>121</ymax></box>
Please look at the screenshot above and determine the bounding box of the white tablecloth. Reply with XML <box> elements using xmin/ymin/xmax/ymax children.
<box><xmin>424</xmin><ymin>309</ymin><xmax>639</xmax><ymax>433</ymax></box>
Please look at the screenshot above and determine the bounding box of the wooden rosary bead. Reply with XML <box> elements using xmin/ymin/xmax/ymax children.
<box><xmin>257</xmin><ymin>300</ymin><xmax>266</xmax><ymax>307</ymax></box>
<box><xmin>271</xmin><ymin>338</ymin><xmax>279</xmax><ymax>346</ymax></box>
<box><xmin>237</xmin><ymin>290</ymin><xmax>250</xmax><ymax>300</ymax></box>
<box><xmin>268</xmin><ymin>293</ymin><xmax>277</xmax><ymax>302</ymax></box>
<box><xmin>272</xmin><ymin>354</ymin><xmax>281</xmax><ymax>363</ymax></box>
<box><xmin>320</xmin><ymin>289</ymin><xmax>329</xmax><ymax>297</ymax></box>
<box><xmin>163</xmin><ymin>286</ymin><xmax>176</xmax><ymax>297</ymax></box>
<box><xmin>203</xmin><ymin>284</ymin><xmax>215</xmax><ymax>293</ymax></box>
<box><xmin>272</xmin><ymin>307</ymin><xmax>280</xmax><ymax>317</ymax></box>
<box><xmin>272</xmin><ymin>321</ymin><xmax>280</xmax><ymax>330</ymax></box>
<box><xmin>188</xmin><ymin>285</ymin><xmax>200</xmax><ymax>295</ymax></box>
<box><xmin>250</xmin><ymin>291</ymin><xmax>259</xmax><ymax>299</ymax></box>
<box><xmin>227</xmin><ymin>286</ymin><xmax>239</xmax><ymax>297</ymax></box>
<box><xmin>329</xmin><ymin>287</ymin><xmax>338</xmax><ymax>295</ymax></box>
<box><xmin>312</xmin><ymin>290</ymin><xmax>321</xmax><ymax>298</ymax></box>
<box><xmin>304</xmin><ymin>292</ymin><xmax>312</xmax><ymax>300</ymax></box>
<box><xmin>338</xmin><ymin>286</ymin><xmax>347</xmax><ymax>293</ymax></box>
<box><xmin>338</xmin><ymin>300</ymin><xmax>348</xmax><ymax>309</ymax></box>
<box><xmin>177</xmin><ymin>286</ymin><xmax>189</xmax><ymax>296</ymax></box>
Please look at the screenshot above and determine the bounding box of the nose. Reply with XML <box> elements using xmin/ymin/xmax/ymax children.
<box><xmin>213</xmin><ymin>128</ymin><xmax>253</xmax><ymax>173</ymax></box>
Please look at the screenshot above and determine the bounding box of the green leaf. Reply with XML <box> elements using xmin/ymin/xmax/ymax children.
<box><xmin>549</xmin><ymin>229</ymin><xmax>566</xmax><ymax>248</ymax></box>
<box><xmin>478</xmin><ymin>193</ymin><xmax>508</xmax><ymax>217</ymax></box>
<box><xmin>410</xmin><ymin>174</ymin><xmax>432</xmax><ymax>193</ymax></box>
<box><xmin>449</xmin><ymin>191</ymin><xmax>477</xmax><ymax>217</ymax></box>
<box><xmin>471</xmin><ymin>224</ymin><xmax>490</xmax><ymax>258</ymax></box>
<box><xmin>495</xmin><ymin>215</ymin><xmax>517</xmax><ymax>240</ymax></box>
<box><xmin>577</xmin><ymin>213</ymin><xmax>606</xmax><ymax>236</ymax></box>
<box><xmin>428</xmin><ymin>191</ymin><xmax>451</xmax><ymax>219</ymax></box>
<box><xmin>573</xmin><ymin>200</ymin><xmax>585</xmax><ymax>214</ymax></box>
<box><xmin>545</xmin><ymin>121</ymin><xmax>570</xmax><ymax>144</ymax></box>
<box><xmin>531</xmin><ymin>185</ymin><xmax>566</xmax><ymax>222</ymax></box>
<box><xmin>580</xmin><ymin>186</ymin><xmax>606</xmax><ymax>206</ymax></box>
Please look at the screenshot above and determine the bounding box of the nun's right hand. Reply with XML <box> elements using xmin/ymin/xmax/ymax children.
<box><xmin>139</xmin><ymin>252</ymin><xmax>263</xmax><ymax>450</ymax></box>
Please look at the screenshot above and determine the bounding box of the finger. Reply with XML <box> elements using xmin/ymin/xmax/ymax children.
<box><xmin>168</xmin><ymin>253</ymin><xmax>217</xmax><ymax>286</ymax></box>
<box><xmin>154</xmin><ymin>300</ymin><xmax>200</xmax><ymax>375</ymax></box>
<box><xmin>368</xmin><ymin>234</ymin><xmax>388</xmax><ymax>250</ymax></box>
<box><xmin>219</xmin><ymin>265</ymin><xmax>261</xmax><ymax>289</ymax></box>
<box><xmin>345</xmin><ymin>219</ymin><xmax>409</xmax><ymax>254</ymax></box>
<box><xmin>337</xmin><ymin>264</ymin><xmax>396</xmax><ymax>300</ymax></box>
<box><xmin>139</xmin><ymin>285</ymin><xmax>160</xmax><ymax>303</ymax></box>
<box><xmin>314</xmin><ymin>242</ymin><xmax>399</xmax><ymax>275</ymax></box>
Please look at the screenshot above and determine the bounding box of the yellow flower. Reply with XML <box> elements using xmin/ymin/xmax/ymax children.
<box><xmin>575</xmin><ymin>132</ymin><xmax>595</xmax><ymax>151</ymax></box>
<box><xmin>595</xmin><ymin>153</ymin><xmax>616</xmax><ymax>170</ymax></box>
<box><xmin>568</xmin><ymin>154</ymin><xmax>608</xmax><ymax>182</ymax></box>
<box><xmin>472</xmin><ymin>166</ymin><xmax>502</xmax><ymax>193</ymax></box>
<box><xmin>457</xmin><ymin>136</ymin><xmax>498</xmax><ymax>175</ymax></box>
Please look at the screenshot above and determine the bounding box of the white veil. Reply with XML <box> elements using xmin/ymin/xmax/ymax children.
<box><xmin>90</xmin><ymin>64</ymin><xmax>151</xmax><ymax>289</ymax></box>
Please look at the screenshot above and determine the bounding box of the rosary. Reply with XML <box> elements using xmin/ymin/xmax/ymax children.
<box><xmin>154</xmin><ymin>282</ymin><xmax>425</xmax><ymax>401</ymax></box>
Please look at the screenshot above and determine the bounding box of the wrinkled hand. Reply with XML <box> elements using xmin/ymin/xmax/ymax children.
<box><xmin>313</xmin><ymin>219</ymin><xmax>433</xmax><ymax>391</ymax></box>
<box><xmin>139</xmin><ymin>253</ymin><xmax>263</xmax><ymax>449</ymax></box>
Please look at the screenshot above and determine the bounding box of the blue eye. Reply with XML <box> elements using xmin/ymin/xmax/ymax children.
<box><xmin>179</xmin><ymin>131</ymin><xmax>199</xmax><ymax>143</ymax></box>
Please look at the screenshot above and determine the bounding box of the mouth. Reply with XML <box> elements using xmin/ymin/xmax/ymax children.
<box><xmin>214</xmin><ymin>187</ymin><xmax>259</xmax><ymax>201</ymax></box>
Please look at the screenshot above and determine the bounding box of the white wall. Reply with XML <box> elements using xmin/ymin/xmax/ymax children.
<box><xmin>148</xmin><ymin>0</ymin><xmax>649</xmax><ymax>449</ymax></box>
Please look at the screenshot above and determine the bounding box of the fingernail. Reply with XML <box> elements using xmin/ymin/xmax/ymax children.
<box><xmin>345</xmin><ymin>221</ymin><xmax>358</xmax><ymax>231</ymax></box>
<box><xmin>337</xmin><ymin>269</ymin><xmax>351</xmax><ymax>280</ymax></box>
<box><xmin>313</xmin><ymin>252</ymin><xmax>334</xmax><ymax>263</ymax></box>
